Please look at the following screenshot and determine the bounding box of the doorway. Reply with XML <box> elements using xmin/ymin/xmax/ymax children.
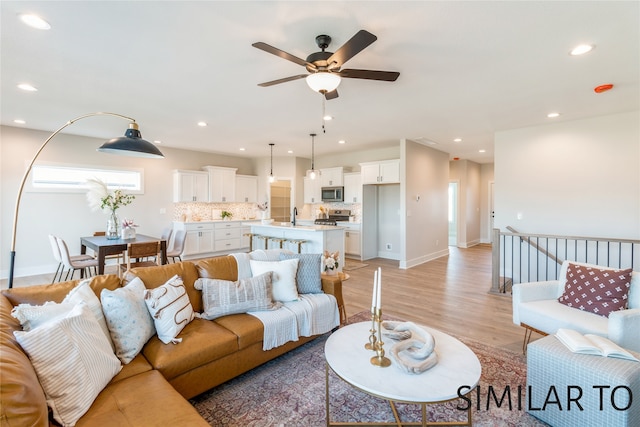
<box><xmin>448</xmin><ymin>181</ymin><xmax>458</xmax><ymax>246</ymax></box>
<box><xmin>270</xmin><ymin>180</ymin><xmax>291</xmax><ymax>223</ymax></box>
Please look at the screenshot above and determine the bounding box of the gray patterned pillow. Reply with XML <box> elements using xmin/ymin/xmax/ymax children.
<box><xmin>195</xmin><ymin>272</ymin><xmax>278</xmax><ymax>320</ymax></box>
<box><xmin>279</xmin><ymin>253</ymin><xmax>323</xmax><ymax>294</ymax></box>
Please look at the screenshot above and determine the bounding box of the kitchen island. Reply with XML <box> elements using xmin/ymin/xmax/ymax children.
<box><xmin>247</xmin><ymin>223</ymin><xmax>345</xmax><ymax>272</ymax></box>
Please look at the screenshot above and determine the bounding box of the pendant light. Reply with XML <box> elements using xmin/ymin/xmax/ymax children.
<box><xmin>306</xmin><ymin>133</ymin><xmax>320</xmax><ymax>179</ymax></box>
<box><xmin>268</xmin><ymin>143</ymin><xmax>276</xmax><ymax>183</ymax></box>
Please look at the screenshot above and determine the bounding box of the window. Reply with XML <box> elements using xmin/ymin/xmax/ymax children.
<box><xmin>28</xmin><ymin>163</ymin><xmax>143</xmax><ymax>193</ymax></box>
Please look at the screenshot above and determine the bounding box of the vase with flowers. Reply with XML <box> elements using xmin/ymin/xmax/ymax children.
<box><xmin>87</xmin><ymin>178</ymin><xmax>135</xmax><ymax>239</ymax></box>
<box><xmin>257</xmin><ymin>201</ymin><xmax>271</xmax><ymax>224</ymax></box>
<box><xmin>323</xmin><ymin>250</ymin><xmax>340</xmax><ymax>275</ymax></box>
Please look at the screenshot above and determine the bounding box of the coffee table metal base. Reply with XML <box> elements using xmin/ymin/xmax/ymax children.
<box><xmin>325</xmin><ymin>363</ymin><xmax>472</xmax><ymax>427</ymax></box>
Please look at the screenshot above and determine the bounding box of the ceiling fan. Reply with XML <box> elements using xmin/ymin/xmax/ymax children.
<box><xmin>252</xmin><ymin>30</ymin><xmax>400</xmax><ymax>100</ymax></box>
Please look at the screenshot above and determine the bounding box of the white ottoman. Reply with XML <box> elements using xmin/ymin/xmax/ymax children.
<box><xmin>527</xmin><ymin>335</ymin><xmax>640</xmax><ymax>427</ymax></box>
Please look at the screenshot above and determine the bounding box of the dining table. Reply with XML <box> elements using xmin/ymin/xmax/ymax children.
<box><xmin>80</xmin><ymin>234</ymin><xmax>167</xmax><ymax>275</ymax></box>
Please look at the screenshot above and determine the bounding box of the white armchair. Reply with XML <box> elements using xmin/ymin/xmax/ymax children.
<box><xmin>512</xmin><ymin>260</ymin><xmax>640</xmax><ymax>352</ymax></box>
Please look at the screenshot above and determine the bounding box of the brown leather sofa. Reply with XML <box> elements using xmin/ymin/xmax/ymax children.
<box><xmin>0</xmin><ymin>255</ymin><xmax>344</xmax><ymax>426</ymax></box>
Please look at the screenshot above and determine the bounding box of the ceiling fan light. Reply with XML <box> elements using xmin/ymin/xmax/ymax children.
<box><xmin>306</xmin><ymin>72</ymin><xmax>341</xmax><ymax>93</ymax></box>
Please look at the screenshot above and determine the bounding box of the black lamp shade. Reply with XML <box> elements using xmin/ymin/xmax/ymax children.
<box><xmin>97</xmin><ymin>125</ymin><xmax>164</xmax><ymax>158</ymax></box>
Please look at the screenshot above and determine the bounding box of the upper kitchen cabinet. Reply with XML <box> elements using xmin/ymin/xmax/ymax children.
<box><xmin>303</xmin><ymin>176</ymin><xmax>322</xmax><ymax>204</ymax></box>
<box><xmin>360</xmin><ymin>159</ymin><xmax>400</xmax><ymax>184</ymax></box>
<box><xmin>173</xmin><ymin>170</ymin><xmax>209</xmax><ymax>202</ymax></box>
<box><xmin>343</xmin><ymin>172</ymin><xmax>362</xmax><ymax>203</ymax></box>
<box><xmin>203</xmin><ymin>166</ymin><xmax>237</xmax><ymax>203</ymax></box>
<box><xmin>320</xmin><ymin>167</ymin><xmax>346</xmax><ymax>187</ymax></box>
<box><xmin>235</xmin><ymin>175</ymin><xmax>258</xmax><ymax>203</ymax></box>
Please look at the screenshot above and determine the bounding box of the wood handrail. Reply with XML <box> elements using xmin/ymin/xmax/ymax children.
<box><xmin>506</xmin><ymin>226</ymin><xmax>563</xmax><ymax>266</ymax></box>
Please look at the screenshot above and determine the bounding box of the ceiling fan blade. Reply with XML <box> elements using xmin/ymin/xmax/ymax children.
<box><xmin>326</xmin><ymin>30</ymin><xmax>377</xmax><ymax>68</ymax></box>
<box><xmin>257</xmin><ymin>74</ymin><xmax>308</xmax><ymax>87</ymax></box>
<box><xmin>324</xmin><ymin>89</ymin><xmax>339</xmax><ymax>100</ymax></box>
<box><xmin>252</xmin><ymin>42</ymin><xmax>315</xmax><ymax>69</ymax></box>
<box><xmin>339</xmin><ymin>68</ymin><xmax>400</xmax><ymax>82</ymax></box>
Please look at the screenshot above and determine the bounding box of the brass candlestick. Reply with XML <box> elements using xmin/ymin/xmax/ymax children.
<box><xmin>370</xmin><ymin>308</ymin><xmax>391</xmax><ymax>367</ymax></box>
<box><xmin>364</xmin><ymin>308</ymin><xmax>377</xmax><ymax>350</ymax></box>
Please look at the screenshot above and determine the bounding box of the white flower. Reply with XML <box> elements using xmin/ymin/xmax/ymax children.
<box><xmin>86</xmin><ymin>178</ymin><xmax>109</xmax><ymax>213</ymax></box>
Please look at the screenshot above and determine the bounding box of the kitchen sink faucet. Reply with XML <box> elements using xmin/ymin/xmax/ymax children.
<box><xmin>291</xmin><ymin>207</ymin><xmax>298</xmax><ymax>226</ymax></box>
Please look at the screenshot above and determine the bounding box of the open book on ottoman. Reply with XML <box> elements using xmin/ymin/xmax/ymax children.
<box><xmin>555</xmin><ymin>328</ymin><xmax>638</xmax><ymax>361</ymax></box>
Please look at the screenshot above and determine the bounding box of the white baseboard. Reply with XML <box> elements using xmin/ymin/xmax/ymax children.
<box><xmin>400</xmin><ymin>248</ymin><xmax>450</xmax><ymax>269</ymax></box>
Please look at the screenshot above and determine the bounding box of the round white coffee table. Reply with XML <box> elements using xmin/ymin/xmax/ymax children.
<box><xmin>324</xmin><ymin>321</ymin><xmax>481</xmax><ymax>426</ymax></box>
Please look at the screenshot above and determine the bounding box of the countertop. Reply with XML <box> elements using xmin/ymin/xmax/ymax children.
<box><xmin>246</xmin><ymin>223</ymin><xmax>346</xmax><ymax>232</ymax></box>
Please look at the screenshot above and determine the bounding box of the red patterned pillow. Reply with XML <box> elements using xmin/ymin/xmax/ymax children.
<box><xmin>558</xmin><ymin>263</ymin><xmax>633</xmax><ymax>317</ymax></box>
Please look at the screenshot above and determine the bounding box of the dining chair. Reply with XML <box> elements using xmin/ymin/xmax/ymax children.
<box><xmin>55</xmin><ymin>236</ymin><xmax>99</xmax><ymax>281</ymax></box>
<box><xmin>49</xmin><ymin>234</ymin><xmax>96</xmax><ymax>283</ymax></box>
<box><xmin>120</xmin><ymin>241</ymin><xmax>162</xmax><ymax>275</ymax></box>
<box><xmin>166</xmin><ymin>229</ymin><xmax>187</xmax><ymax>263</ymax></box>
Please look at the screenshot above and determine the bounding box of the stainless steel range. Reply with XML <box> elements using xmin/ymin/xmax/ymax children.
<box><xmin>314</xmin><ymin>209</ymin><xmax>351</xmax><ymax>226</ymax></box>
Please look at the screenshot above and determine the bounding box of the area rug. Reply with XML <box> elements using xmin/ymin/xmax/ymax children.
<box><xmin>343</xmin><ymin>261</ymin><xmax>369</xmax><ymax>271</ymax></box>
<box><xmin>190</xmin><ymin>312</ymin><xmax>547</xmax><ymax>426</ymax></box>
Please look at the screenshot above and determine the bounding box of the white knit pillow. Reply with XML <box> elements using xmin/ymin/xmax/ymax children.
<box><xmin>250</xmin><ymin>258</ymin><xmax>299</xmax><ymax>302</ymax></box>
<box><xmin>11</xmin><ymin>279</ymin><xmax>113</xmax><ymax>350</ymax></box>
<box><xmin>13</xmin><ymin>303</ymin><xmax>121</xmax><ymax>426</ymax></box>
<box><xmin>144</xmin><ymin>275</ymin><xmax>194</xmax><ymax>344</ymax></box>
<box><xmin>101</xmin><ymin>277</ymin><xmax>156</xmax><ymax>363</ymax></box>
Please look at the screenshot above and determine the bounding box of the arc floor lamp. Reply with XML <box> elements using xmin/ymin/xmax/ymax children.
<box><xmin>7</xmin><ymin>112</ymin><xmax>164</xmax><ymax>288</ymax></box>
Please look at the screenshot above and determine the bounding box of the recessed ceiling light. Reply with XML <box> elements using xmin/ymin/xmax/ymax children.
<box><xmin>570</xmin><ymin>44</ymin><xmax>594</xmax><ymax>56</ymax></box>
<box><xmin>453</xmin><ymin>138</ymin><xmax>462</xmax><ymax>142</ymax></box>
<box><xmin>338</xmin><ymin>140</ymin><xmax>345</xmax><ymax>144</ymax></box>
<box><xmin>288</xmin><ymin>150</ymin><xmax>293</xmax><ymax>154</ymax></box>
<box><xmin>17</xmin><ymin>83</ymin><xmax>37</xmax><ymax>92</ymax></box>
<box><xmin>547</xmin><ymin>112</ymin><xmax>561</xmax><ymax>118</ymax></box>
<box><xmin>323</xmin><ymin>115</ymin><xmax>333</xmax><ymax>121</ymax></box>
<box><xmin>19</xmin><ymin>14</ymin><xmax>51</xmax><ymax>30</ymax></box>
<box><xmin>153</xmin><ymin>140</ymin><xmax>162</xmax><ymax>144</ymax></box>
<box><xmin>14</xmin><ymin>119</ymin><xmax>26</xmax><ymax>124</ymax></box>
<box><xmin>239</xmin><ymin>147</ymin><xmax>245</xmax><ymax>151</ymax></box>
<box><xmin>197</xmin><ymin>121</ymin><xmax>207</xmax><ymax>127</ymax></box>
<box><xmin>479</xmin><ymin>149</ymin><xmax>486</xmax><ymax>153</ymax></box>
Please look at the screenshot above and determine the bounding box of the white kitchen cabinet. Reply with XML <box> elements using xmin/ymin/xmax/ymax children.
<box><xmin>345</xmin><ymin>230</ymin><xmax>361</xmax><ymax>257</ymax></box>
<box><xmin>320</xmin><ymin>167</ymin><xmax>345</xmax><ymax>187</ymax></box>
<box><xmin>203</xmin><ymin>166</ymin><xmax>237</xmax><ymax>202</ymax></box>
<box><xmin>213</xmin><ymin>221</ymin><xmax>242</xmax><ymax>252</ymax></box>
<box><xmin>235</xmin><ymin>174</ymin><xmax>258</xmax><ymax>203</ymax></box>
<box><xmin>343</xmin><ymin>172</ymin><xmax>362</xmax><ymax>203</ymax></box>
<box><xmin>303</xmin><ymin>176</ymin><xmax>322</xmax><ymax>204</ymax></box>
<box><xmin>172</xmin><ymin>170</ymin><xmax>209</xmax><ymax>202</ymax></box>
<box><xmin>360</xmin><ymin>159</ymin><xmax>400</xmax><ymax>184</ymax></box>
<box><xmin>181</xmin><ymin>223</ymin><xmax>214</xmax><ymax>256</ymax></box>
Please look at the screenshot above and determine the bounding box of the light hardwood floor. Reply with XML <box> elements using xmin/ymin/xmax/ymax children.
<box><xmin>342</xmin><ymin>245</ymin><xmax>536</xmax><ymax>353</ymax></box>
<box><xmin>2</xmin><ymin>244</ymin><xmax>536</xmax><ymax>352</ymax></box>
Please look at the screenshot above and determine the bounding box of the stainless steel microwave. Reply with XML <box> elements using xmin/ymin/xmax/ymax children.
<box><xmin>321</xmin><ymin>186</ymin><xmax>344</xmax><ymax>202</ymax></box>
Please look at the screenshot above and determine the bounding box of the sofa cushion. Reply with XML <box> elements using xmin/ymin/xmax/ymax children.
<box><xmin>558</xmin><ymin>263</ymin><xmax>633</xmax><ymax>317</ymax></box>
<box><xmin>13</xmin><ymin>303</ymin><xmax>122</xmax><ymax>427</ymax></box>
<box><xmin>213</xmin><ymin>313</ymin><xmax>265</xmax><ymax>350</ymax></box>
<box><xmin>250</xmin><ymin>259</ymin><xmax>299</xmax><ymax>302</ymax></box>
<box><xmin>144</xmin><ymin>275</ymin><xmax>194</xmax><ymax>344</ymax></box>
<box><xmin>196</xmin><ymin>256</ymin><xmax>238</xmax><ymax>282</ymax></box>
<box><xmin>520</xmin><ymin>299</ymin><xmax>609</xmax><ymax>336</ymax></box>
<box><xmin>195</xmin><ymin>272</ymin><xmax>278</xmax><ymax>320</ymax></box>
<box><xmin>101</xmin><ymin>277</ymin><xmax>156</xmax><ymax>363</ymax></box>
<box><xmin>74</xmin><ymin>370</ymin><xmax>209</xmax><ymax>426</ymax></box>
<box><xmin>143</xmin><ymin>318</ymin><xmax>239</xmax><ymax>380</ymax></box>
<box><xmin>126</xmin><ymin>261</ymin><xmax>201</xmax><ymax>312</ymax></box>
<box><xmin>279</xmin><ymin>253</ymin><xmax>323</xmax><ymax>294</ymax></box>
<box><xmin>0</xmin><ymin>294</ymin><xmax>49</xmax><ymax>427</ymax></box>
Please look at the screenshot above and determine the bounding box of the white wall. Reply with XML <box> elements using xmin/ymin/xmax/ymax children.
<box><xmin>401</xmin><ymin>139</ymin><xmax>450</xmax><ymax>268</ymax></box>
<box><xmin>494</xmin><ymin>111</ymin><xmax>640</xmax><ymax>239</ymax></box>
<box><xmin>0</xmin><ymin>125</ymin><xmax>255</xmax><ymax>279</ymax></box>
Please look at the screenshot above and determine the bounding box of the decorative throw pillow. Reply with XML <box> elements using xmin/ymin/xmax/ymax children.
<box><xmin>250</xmin><ymin>258</ymin><xmax>299</xmax><ymax>302</ymax></box>
<box><xmin>194</xmin><ymin>272</ymin><xmax>279</xmax><ymax>320</ymax></box>
<box><xmin>13</xmin><ymin>303</ymin><xmax>121</xmax><ymax>427</ymax></box>
<box><xmin>144</xmin><ymin>275</ymin><xmax>194</xmax><ymax>344</ymax></box>
<box><xmin>101</xmin><ymin>277</ymin><xmax>156</xmax><ymax>363</ymax></box>
<box><xmin>558</xmin><ymin>263</ymin><xmax>633</xmax><ymax>317</ymax></box>
<box><xmin>11</xmin><ymin>279</ymin><xmax>113</xmax><ymax>350</ymax></box>
<box><xmin>279</xmin><ymin>253</ymin><xmax>323</xmax><ymax>294</ymax></box>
